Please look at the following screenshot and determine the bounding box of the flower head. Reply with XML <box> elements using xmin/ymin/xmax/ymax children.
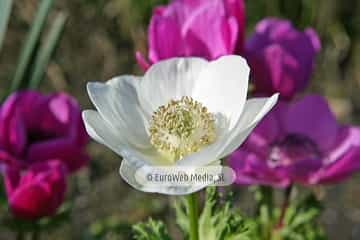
<box><xmin>83</xmin><ymin>56</ymin><xmax>278</xmax><ymax>195</ymax></box>
<box><xmin>4</xmin><ymin>160</ymin><xmax>67</xmax><ymax>219</ymax></box>
<box><xmin>245</xmin><ymin>18</ymin><xmax>320</xmax><ymax>99</ymax></box>
<box><xmin>149</xmin><ymin>96</ymin><xmax>216</xmax><ymax>160</ymax></box>
<box><xmin>0</xmin><ymin>90</ymin><xmax>89</xmax><ymax>172</ymax></box>
<box><xmin>135</xmin><ymin>0</ymin><xmax>245</xmax><ymax>70</ymax></box>
<box><xmin>229</xmin><ymin>95</ymin><xmax>360</xmax><ymax>187</ymax></box>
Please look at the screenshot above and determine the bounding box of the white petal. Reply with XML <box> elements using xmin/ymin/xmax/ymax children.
<box><xmin>82</xmin><ymin>110</ymin><xmax>164</xmax><ymax>166</ymax></box>
<box><xmin>139</xmin><ymin>57</ymin><xmax>208</xmax><ymax>115</ymax></box>
<box><xmin>119</xmin><ymin>159</ymin><xmax>211</xmax><ymax>195</ymax></box>
<box><xmin>87</xmin><ymin>76</ymin><xmax>150</xmax><ymax>149</ymax></box>
<box><xmin>176</xmin><ymin>94</ymin><xmax>278</xmax><ymax>166</ymax></box>
<box><xmin>82</xmin><ymin>110</ymin><xmax>127</xmax><ymax>156</ymax></box>
<box><xmin>192</xmin><ymin>55</ymin><xmax>250</xmax><ymax>129</ymax></box>
<box><xmin>220</xmin><ymin>93</ymin><xmax>279</xmax><ymax>157</ymax></box>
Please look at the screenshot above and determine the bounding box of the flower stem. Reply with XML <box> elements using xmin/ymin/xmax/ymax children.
<box><xmin>276</xmin><ymin>185</ymin><xmax>293</xmax><ymax>229</ymax></box>
<box><xmin>186</xmin><ymin>192</ymin><xmax>199</xmax><ymax>240</ymax></box>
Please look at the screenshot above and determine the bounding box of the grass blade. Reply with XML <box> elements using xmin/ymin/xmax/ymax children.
<box><xmin>0</xmin><ymin>0</ymin><xmax>13</xmax><ymax>52</ymax></box>
<box><xmin>29</xmin><ymin>12</ymin><xmax>67</xmax><ymax>89</ymax></box>
<box><xmin>10</xmin><ymin>0</ymin><xmax>54</xmax><ymax>92</ymax></box>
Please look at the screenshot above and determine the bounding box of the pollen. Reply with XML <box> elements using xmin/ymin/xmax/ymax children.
<box><xmin>149</xmin><ymin>96</ymin><xmax>216</xmax><ymax>160</ymax></box>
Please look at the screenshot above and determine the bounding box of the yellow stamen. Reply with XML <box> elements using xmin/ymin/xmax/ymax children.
<box><xmin>149</xmin><ymin>96</ymin><xmax>216</xmax><ymax>161</ymax></box>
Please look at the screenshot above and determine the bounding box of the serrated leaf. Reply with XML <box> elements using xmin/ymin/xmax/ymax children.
<box><xmin>10</xmin><ymin>0</ymin><xmax>54</xmax><ymax>92</ymax></box>
<box><xmin>289</xmin><ymin>194</ymin><xmax>322</xmax><ymax>229</ymax></box>
<box><xmin>28</xmin><ymin>12</ymin><xmax>67</xmax><ymax>89</ymax></box>
<box><xmin>173</xmin><ymin>198</ymin><xmax>189</xmax><ymax>236</ymax></box>
<box><xmin>276</xmin><ymin>192</ymin><xmax>325</xmax><ymax>240</ymax></box>
<box><xmin>133</xmin><ymin>218</ymin><xmax>172</xmax><ymax>240</ymax></box>
<box><xmin>0</xmin><ymin>0</ymin><xmax>13</xmax><ymax>52</ymax></box>
<box><xmin>198</xmin><ymin>187</ymin><xmax>218</xmax><ymax>239</ymax></box>
<box><xmin>197</xmin><ymin>187</ymin><xmax>254</xmax><ymax>240</ymax></box>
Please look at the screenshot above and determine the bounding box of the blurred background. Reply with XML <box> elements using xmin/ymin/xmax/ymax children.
<box><xmin>0</xmin><ymin>0</ymin><xmax>359</xmax><ymax>239</ymax></box>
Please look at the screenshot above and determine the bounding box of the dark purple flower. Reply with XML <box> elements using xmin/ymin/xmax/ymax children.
<box><xmin>229</xmin><ymin>95</ymin><xmax>360</xmax><ymax>187</ymax></box>
<box><xmin>136</xmin><ymin>0</ymin><xmax>245</xmax><ymax>70</ymax></box>
<box><xmin>245</xmin><ymin>18</ymin><xmax>320</xmax><ymax>99</ymax></box>
<box><xmin>0</xmin><ymin>90</ymin><xmax>89</xmax><ymax>172</ymax></box>
<box><xmin>4</xmin><ymin>160</ymin><xmax>67</xmax><ymax>219</ymax></box>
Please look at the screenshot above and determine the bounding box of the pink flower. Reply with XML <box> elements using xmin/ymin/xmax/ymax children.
<box><xmin>229</xmin><ymin>95</ymin><xmax>360</xmax><ymax>187</ymax></box>
<box><xmin>135</xmin><ymin>0</ymin><xmax>245</xmax><ymax>70</ymax></box>
<box><xmin>4</xmin><ymin>160</ymin><xmax>67</xmax><ymax>219</ymax></box>
<box><xmin>0</xmin><ymin>90</ymin><xmax>89</xmax><ymax>172</ymax></box>
<box><xmin>245</xmin><ymin>18</ymin><xmax>320</xmax><ymax>99</ymax></box>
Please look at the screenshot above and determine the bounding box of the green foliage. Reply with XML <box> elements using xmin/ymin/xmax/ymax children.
<box><xmin>130</xmin><ymin>0</ymin><xmax>169</xmax><ymax>25</ymax></box>
<box><xmin>245</xmin><ymin>0</ymin><xmax>318</xmax><ymax>30</ymax></box>
<box><xmin>9</xmin><ymin>0</ymin><xmax>66</xmax><ymax>93</ymax></box>
<box><xmin>10</xmin><ymin>0</ymin><xmax>54</xmax><ymax>92</ymax></box>
<box><xmin>1</xmin><ymin>201</ymin><xmax>73</xmax><ymax>233</ymax></box>
<box><xmin>252</xmin><ymin>186</ymin><xmax>326</xmax><ymax>240</ymax></box>
<box><xmin>28</xmin><ymin>12</ymin><xmax>67</xmax><ymax>89</ymax></box>
<box><xmin>133</xmin><ymin>218</ymin><xmax>171</xmax><ymax>240</ymax></box>
<box><xmin>175</xmin><ymin>187</ymin><xmax>255</xmax><ymax>240</ymax></box>
<box><xmin>131</xmin><ymin>188</ymin><xmax>254</xmax><ymax>240</ymax></box>
<box><xmin>86</xmin><ymin>216</ymin><xmax>132</xmax><ymax>240</ymax></box>
<box><xmin>174</xmin><ymin>196</ymin><xmax>189</xmax><ymax>236</ymax></box>
<box><xmin>251</xmin><ymin>186</ymin><xmax>275</xmax><ymax>240</ymax></box>
<box><xmin>0</xmin><ymin>0</ymin><xmax>13</xmax><ymax>52</ymax></box>
<box><xmin>198</xmin><ymin>187</ymin><xmax>254</xmax><ymax>240</ymax></box>
<box><xmin>278</xmin><ymin>194</ymin><xmax>325</xmax><ymax>240</ymax></box>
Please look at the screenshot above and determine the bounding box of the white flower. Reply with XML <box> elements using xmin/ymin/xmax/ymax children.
<box><xmin>82</xmin><ymin>55</ymin><xmax>278</xmax><ymax>195</ymax></box>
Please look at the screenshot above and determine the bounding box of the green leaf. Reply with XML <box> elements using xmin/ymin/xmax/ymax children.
<box><xmin>132</xmin><ymin>218</ymin><xmax>172</xmax><ymax>240</ymax></box>
<box><xmin>193</xmin><ymin>188</ymin><xmax>254</xmax><ymax>240</ymax></box>
<box><xmin>252</xmin><ymin>186</ymin><xmax>275</xmax><ymax>239</ymax></box>
<box><xmin>198</xmin><ymin>187</ymin><xmax>218</xmax><ymax>239</ymax></box>
<box><xmin>173</xmin><ymin>197</ymin><xmax>189</xmax><ymax>236</ymax></box>
<box><xmin>0</xmin><ymin>0</ymin><xmax>13</xmax><ymax>52</ymax></box>
<box><xmin>277</xmin><ymin>193</ymin><xmax>325</xmax><ymax>240</ymax></box>
<box><xmin>28</xmin><ymin>12</ymin><xmax>67</xmax><ymax>89</ymax></box>
<box><xmin>10</xmin><ymin>0</ymin><xmax>54</xmax><ymax>92</ymax></box>
<box><xmin>286</xmin><ymin>193</ymin><xmax>323</xmax><ymax>229</ymax></box>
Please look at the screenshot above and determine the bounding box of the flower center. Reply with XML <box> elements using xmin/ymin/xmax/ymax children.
<box><xmin>268</xmin><ymin>134</ymin><xmax>321</xmax><ymax>167</ymax></box>
<box><xmin>149</xmin><ymin>96</ymin><xmax>216</xmax><ymax>160</ymax></box>
<box><xmin>27</xmin><ymin>129</ymin><xmax>58</xmax><ymax>144</ymax></box>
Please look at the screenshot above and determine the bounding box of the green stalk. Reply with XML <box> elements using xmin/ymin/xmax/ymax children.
<box><xmin>10</xmin><ymin>0</ymin><xmax>54</xmax><ymax>92</ymax></box>
<box><xmin>275</xmin><ymin>185</ymin><xmax>293</xmax><ymax>229</ymax></box>
<box><xmin>186</xmin><ymin>192</ymin><xmax>199</xmax><ymax>240</ymax></box>
<box><xmin>0</xmin><ymin>0</ymin><xmax>13</xmax><ymax>52</ymax></box>
<box><xmin>28</xmin><ymin>12</ymin><xmax>67</xmax><ymax>89</ymax></box>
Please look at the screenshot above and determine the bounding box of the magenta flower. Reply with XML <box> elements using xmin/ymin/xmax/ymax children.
<box><xmin>245</xmin><ymin>18</ymin><xmax>320</xmax><ymax>99</ymax></box>
<box><xmin>4</xmin><ymin>160</ymin><xmax>67</xmax><ymax>219</ymax></box>
<box><xmin>229</xmin><ymin>95</ymin><xmax>360</xmax><ymax>187</ymax></box>
<box><xmin>0</xmin><ymin>90</ymin><xmax>89</xmax><ymax>172</ymax></box>
<box><xmin>136</xmin><ymin>0</ymin><xmax>245</xmax><ymax>70</ymax></box>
